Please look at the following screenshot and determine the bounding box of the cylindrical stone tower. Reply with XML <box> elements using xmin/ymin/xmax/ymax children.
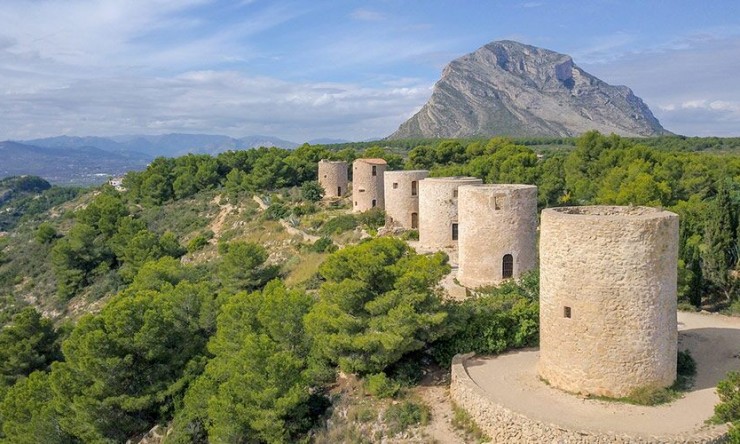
<box><xmin>352</xmin><ymin>158</ymin><xmax>387</xmax><ymax>212</ymax></box>
<box><xmin>318</xmin><ymin>160</ymin><xmax>348</xmax><ymax>198</ymax></box>
<box><xmin>538</xmin><ymin>206</ymin><xmax>679</xmax><ymax>398</ymax></box>
<box><xmin>418</xmin><ymin>177</ymin><xmax>482</xmax><ymax>250</ymax></box>
<box><xmin>384</xmin><ymin>170</ymin><xmax>429</xmax><ymax>230</ymax></box>
<box><xmin>457</xmin><ymin>184</ymin><xmax>538</xmax><ymax>288</ymax></box>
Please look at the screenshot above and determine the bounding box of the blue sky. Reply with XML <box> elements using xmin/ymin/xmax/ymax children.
<box><xmin>1</xmin><ymin>0</ymin><xmax>739</xmax><ymax>142</ymax></box>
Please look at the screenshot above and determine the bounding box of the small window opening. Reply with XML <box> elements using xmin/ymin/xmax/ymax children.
<box><xmin>494</xmin><ymin>196</ymin><xmax>501</xmax><ymax>210</ymax></box>
<box><xmin>372</xmin><ymin>199</ymin><xmax>377</xmax><ymax>208</ymax></box>
<box><xmin>453</xmin><ymin>189</ymin><xmax>458</xmax><ymax>198</ymax></box>
<box><xmin>354</xmin><ymin>201</ymin><xmax>357</xmax><ymax>206</ymax></box>
<box><xmin>502</xmin><ymin>254</ymin><xmax>513</xmax><ymax>278</ymax></box>
<box><xmin>337</xmin><ymin>186</ymin><xmax>342</xmax><ymax>196</ymax></box>
<box><xmin>451</xmin><ymin>223</ymin><xmax>458</xmax><ymax>241</ymax></box>
<box><xmin>564</xmin><ymin>306</ymin><xmax>572</xmax><ymax>318</ymax></box>
<box><xmin>323</xmin><ymin>174</ymin><xmax>327</xmax><ymax>178</ymax></box>
<box><xmin>411</xmin><ymin>212</ymin><xmax>418</xmax><ymax>229</ymax></box>
<box><xmin>372</xmin><ymin>166</ymin><xmax>377</xmax><ymax>176</ymax></box>
<box><xmin>411</xmin><ymin>181</ymin><xmax>418</xmax><ymax>196</ymax></box>
<box><xmin>359</xmin><ymin>188</ymin><xmax>365</xmax><ymax>193</ymax></box>
<box><xmin>393</xmin><ymin>182</ymin><xmax>398</xmax><ymax>189</ymax></box>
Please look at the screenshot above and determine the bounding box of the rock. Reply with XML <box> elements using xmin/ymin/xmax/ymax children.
<box><xmin>388</xmin><ymin>40</ymin><xmax>670</xmax><ymax>139</ymax></box>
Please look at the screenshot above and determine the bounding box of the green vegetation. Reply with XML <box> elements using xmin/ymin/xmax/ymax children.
<box><xmin>451</xmin><ymin>402</ymin><xmax>490</xmax><ymax>443</ymax></box>
<box><xmin>3</xmin><ymin>132</ymin><xmax>740</xmax><ymax>442</ymax></box>
<box><xmin>714</xmin><ymin>371</ymin><xmax>740</xmax><ymax>441</ymax></box>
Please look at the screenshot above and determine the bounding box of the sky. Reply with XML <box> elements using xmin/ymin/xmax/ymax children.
<box><xmin>1</xmin><ymin>0</ymin><xmax>739</xmax><ymax>143</ymax></box>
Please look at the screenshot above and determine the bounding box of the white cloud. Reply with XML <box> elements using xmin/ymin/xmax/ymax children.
<box><xmin>0</xmin><ymin>70</ymin><xmax>433</xmax><ymax>141</ymax></box>
<box><xmin>350</xmin><ymin>9</ymin><xmax>386</xmax><ymax>21</ymax></box>
<box><xmin>580</xmin><ymin>33</ymin><xmax>740</xmax><ymax>136</ymax></box>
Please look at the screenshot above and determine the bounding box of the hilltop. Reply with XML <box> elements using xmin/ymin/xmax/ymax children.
<box><xmin>389</xmin><ymin>40</ymin><xmax>669</xmax><ymax>139</ymax></box>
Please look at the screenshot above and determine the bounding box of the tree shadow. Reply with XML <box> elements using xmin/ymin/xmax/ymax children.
<box><xmin>679</xmin><ymin>327</ymin><xmax>740</xmax><ymax>391</ymax></box>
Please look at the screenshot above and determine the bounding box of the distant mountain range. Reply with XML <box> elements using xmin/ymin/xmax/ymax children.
<box><xmin>2</xmin><ymin>133</ymin><xmax>325</xmax><ymax>185</ymax></box>
<box><xmin>389</xmin><ymin>40</ymin><xmax>670</xmax><ymax>139</ymax></box>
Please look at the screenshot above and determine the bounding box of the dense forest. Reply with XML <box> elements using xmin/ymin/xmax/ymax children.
<box><xmin>1</xmin><ymin>132</ymin><xmax>740</xmax><ymax>442</ymax></box>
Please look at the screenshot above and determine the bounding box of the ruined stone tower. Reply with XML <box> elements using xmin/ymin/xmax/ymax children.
<box><xmin>384</xmin><ymin>170</ymin><xmax>428</xmax><ymax>230</ymax></box>
<box><xmin>418</xmin><ymin>177</ymin><xmax>482</xmax><ymax>250</ymax></box>
<box><xmin>352</xmin><ymin>158</ymin><xmax>387</xmax><ymax>212</ymax></box>
<box><xmin>318</xmin><ymin>160</ymin><xmax>348</xmax><ymax>198</ymax></box>
<box><xmin>457</xmin><ymin>184</ymin><xmax>538</xmax><ymax>288</ymax></box>
<box><xmin>538</xmin><ymin>206</ymin><xmax>679</xmax><ymax>398</ymax></box>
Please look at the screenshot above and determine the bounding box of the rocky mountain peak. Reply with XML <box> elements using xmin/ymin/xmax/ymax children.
<box><xmin>389</xmin><ymin>40</ymin><xmax>669</xmax><ymax>139</ymax></box>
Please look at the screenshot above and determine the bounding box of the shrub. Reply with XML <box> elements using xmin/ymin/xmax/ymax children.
<box><xmin>364</xmin><ymin>372</ymin><xmax>400</xmax><ymax>398</ymax></box>
<box><xmin>385</xmin><ymin>401</ymin><xmax>430</xmax><ymax>435</ymax></box>
<box><xmin>431</xmin><ymin>292</ymin><xmax>539</xmax><ymax>367</ymax></box>
<box><xmin>301</xmin><ymin>181</ymin><xmax>324</xmax><ymax>202</ymax></box>
<box><xmin>187</xmin><ymin>235</ymin><xmax>209</xmax><ymax>253</ymax></box>
<box><xmin>263</xmin><ymin>203</ymin><xmax>289</xmax><ymax>220</ymax></box>
<box><xmin>319</xmin><ymin>214</ymin><xmax>358</xmax><ymax>236</ymax></box>
<box><xmin>310</xmin><ymin>237</ymin><xmax>337</xmax><ymax>253</ymax></box>
<box><xmin>715</xmin><ymin>371</ymin><xmax>740</xmax><ymax>425</ymax></box>
<box><xmin>356</xmin><ymin>208</ymin><xmax>385</xmax><ymax>229</ymax></box>
<box><xmin>400</xmin><ymin>230</ymin><xmax>419</xmax><ymax>241</ymax></box>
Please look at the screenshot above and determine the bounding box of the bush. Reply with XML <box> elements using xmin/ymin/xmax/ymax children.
<box><xmin>263</xmin><ymin>203</ymin><xmax>289</xmax><ymax>220</ymax></box>
<box><xmin>715</xmin><ymin>371</ymin><xmax>740</xmax><ymax>425</ymax></box>
<box><xmin>310</xmin><ymin>237</ymin><xmax>337</xmax><ymax>253</ymax></box>
<box><xmin>187</xmin><ymin>235</ymin><xmax>209</xmax><ymax>253</ymax></box>
<box><xmin>364</xmin><ymin>372</ymin><xmax>400</xmax><ymax>398</ymax></box>
<box><xmin>400</xmin><ymin>230</ymin><xmax>419</xmax><ymax>241</ymax></box>
<box><xmin>356</xmin><ymin>208</ymin><xmax>385</xmax><ymax>229</ymax></box>
<box><xmin>385</xmin><ymin>401</ymin><xmax>430</xmax><ymax>435</ymax></box>
<box><xmin>292</xmin><ymin>203</ymin><xmax>318</xmax><ymax>217</ymax></box>
<box><xmin>431</xmin><ymin>292</ymin><xmax>539</xmax><ymax>367</ymax></box>
<box><xmin>301</xmin><ymin>181</ymin><xmax>324</xmax><ymax>202</ymax></box>
<box><xmin>319</xmin><ymin>214</ymin><xmax>358</xmax><ymax>235</ymax></box>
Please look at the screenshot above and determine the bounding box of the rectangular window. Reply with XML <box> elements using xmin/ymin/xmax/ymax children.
<box><xmin>393</xmin><ymin>182</ymin><xmax>398</xmax><ymax>189</ymax></box>
<box><xmin>372</xmin><ymin>166</ymin><xmax>377</xmax><ymax>176</ymax></box>
<box><xmin>451</xmin><ymin>223</ymin><xmax>458</xmax><ymax>240</ymax></box>
<box><xmin>337</xmin><ymin>186</ymin><xmax>342</xmax><ymax>196</ymax></box>
<box><xmin>372</xmin><ymin>199</ymin><xmax>377</xmax><ymax>207</ymax></box>
<box><xmin>411</xmin><ymin>212</ymin><xmax>418</xmax><ymax>229</ymax></box>
<box><xmin>564</xmin><ymin>306</ymin><xmax>572</xmax><ymax>318</ymax></box>
<box><xmin>411</xmin><ymin>181</ymin><xmax>417</xmax><ymax>196</ymax></box>
<box><xmin>453</xmin><ymin>189</ymin><xmax>458</xmax><ymax>198</ymax></box>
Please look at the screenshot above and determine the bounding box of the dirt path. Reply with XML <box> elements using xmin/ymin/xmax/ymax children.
<box><xmin>416</xmin><ymin>385</ymin><xmax>468</xmax><ymax>443</ymax></box>
<box><xmin>208</xmin><ymin>195</ymin><xmax>237</xmax><ymax>242</ymax></box>
<box><xmin>461</xmin><ymin>310</ymin><xmax>739</xmax><ymax>438</ymax></box>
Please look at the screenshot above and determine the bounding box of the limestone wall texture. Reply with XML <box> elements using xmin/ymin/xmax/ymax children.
<box><xmin>352</xmin><ymin>158</ymin><xmax>387</xmax><ymax>213</ymax></box>
<box><xmin>457</xmin><ymin>184</ymin><xmax>538</xmax><ymax>288</ymax></box>
<box><xmin>383</xmin><ymin>170</ymin><xmax>428</xmax><ymax>229</ymax></box>
<box><xmin>450</xmin><ymin>353</ymin><xmax>727</xmax><ymax>444</ymax></box>
<box><xmin>318</xmin><ymin>160</ymin><xmax>348</xmax><ymax>198</ymax></box>
<box><xmin>539</xmin><ymin>206</ymin><xmax>679</xmax><ymax>398</ymax></box>
<box><xmin>418</xmin><ymin>177</ymin><xmax>482</xmax><ymax>249</ymax></box>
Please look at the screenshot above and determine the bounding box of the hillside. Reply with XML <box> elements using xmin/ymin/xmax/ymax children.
<box><xmin>389</xmin><ymin>40</ymin><xmax>669</xmax><ymax>139</ymax></box>
<box><xmin>2</xmin><ymin>134</ymin><xmax>740</xmax><ymax>443</ymax></box>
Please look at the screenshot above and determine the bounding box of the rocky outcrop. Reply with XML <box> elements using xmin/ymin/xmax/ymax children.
<box><xmin>389</xmin><ymin>40</ymin><xmax>670</xmax><ymax>139</ymax></box>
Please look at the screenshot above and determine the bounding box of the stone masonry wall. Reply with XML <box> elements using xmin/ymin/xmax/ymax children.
<box><xmin>450</xmin><ymin>353</ymin><xmax>727</xmax><ymax>444</ymax></box>
<box><xmin>352</xmin><ymin>159</ymin><xmax>386</xmax><ymax>212</ymax></box>
<box><xmin>384</xmin><ymin>170</ymin><xmax>428</xmax><ymax>230</ymax></box>
<box><xmin>457</xmin><ymin>184</ymin><xmax>538</xmax><ymax>288</ymax></box>
<box><xmin>418</xmin><ymin>177</ymin><xmax>482</xmax><ymax>250</ymax></box>
<box><xmin>539</xmin><ymin>206</ymin><xmax>679</xmax><ymax>398</ymax></box>
<box><xmin>318</xmin><ymin>160</ymin><xmax>348</xmax><ymax>198</ymax></box>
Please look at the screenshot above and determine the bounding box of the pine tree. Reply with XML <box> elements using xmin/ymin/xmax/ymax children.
<box><xmin>703</xmin><ymin>181</ymin><xmax>737</xmax><ymax>299</ymax></box>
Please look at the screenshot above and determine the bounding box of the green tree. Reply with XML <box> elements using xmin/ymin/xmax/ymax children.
<box><xmin>50</xmin><ymin>282</ymin><xmax>214</xmax><ymax>443</ymax></box>
<box><xmin>218</xmin><ymin>241</ymin><xmax>279</xmax><ymax>292</ymax></box>
<box><xmin>703</xmin><ymin>181</ymin><xmax>737</xmax><ymax>299</ymax></box>
<box><xmin>305</xmin><ymin>237</ymin><xmax>450</xmax><ymax>374</ymax></box>
<box><xmin>35</xmin><ymin>223</ymin><xmax>57</xmax><ymax>245</ymax></box>
<box><xmin>169</xmin><ymin>281</ymin><xmax>319</xmax><ymax>443</ymax></box>
<box><xmin>0</xmin><ymin>371</ymin><xmax>77</xmax><ymax>443</ymax></box>
<box><xmin>0</xmin><ymin>308</ymin><xmax>60</xmax><ymax>388</ymax></box>
<box><xmin>301</xmin><ymin>180</ymin><xmax>324</xmax><ymax>202</ymax></box>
